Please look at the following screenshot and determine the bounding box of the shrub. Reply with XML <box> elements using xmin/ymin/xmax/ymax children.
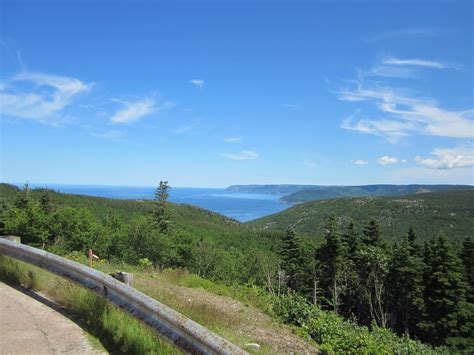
<box><xmin>138</xmin><ymin>257</ymin><xmax>153</xmax><ymax>267</ymax></box>
<box><xmin>272</xmin><ymin>293</ymin><xmax>445</xmax><ymax>354</ymax></box>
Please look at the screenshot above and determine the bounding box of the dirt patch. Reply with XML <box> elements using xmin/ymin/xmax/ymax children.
<box><xmin>137</xmin><ymin>277</ymin><xmax>319</xmax><ymax>354</ymax></box>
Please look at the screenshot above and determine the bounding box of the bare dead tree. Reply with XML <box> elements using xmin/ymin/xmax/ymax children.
<box><xmin>313</xmin><ymin>277</ymin><xmax>320</xmax><ymax>306</ymax></box>
<box><xmin>366</xmin><ymin>271</ymin><xmax>388</xmax><ymax>328</ymax></box>
<box><xmin>260</xmin><ymin>255</ymin><xmax>278</xmax><ymax>296</ymax></box>
<box><xmin>277</xmin><ymin>269</ymin><xmax>287</xmax><ymax>296</ymax></box>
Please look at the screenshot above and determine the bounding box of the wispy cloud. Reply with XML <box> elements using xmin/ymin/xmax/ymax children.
<box><xmin>224</xmin><ymin>136</ymin><xmax>243</xmax><ymax>143</ymax></box>
<box><xmin>415</xmin><ymin>146</ymin><xmax>474</xmax><ymax>170</ymax></box>
<box><xmin>392</xmin><ymin>166</ymin><xmax>473</xmax><ymax>184</ymax></box>
<box><xmin>363</xmin><ymin>56</ymin><xmax>455</xmax><ymax>80</ymax></box>
<box><xmin>352</xmin><ymin>159</ymin><xmax>368</xmax><ymax>165</ymax></box>
<box><xmin>366</xmin><ymin>28</ymin><xmax>436</xmax><ymax>43</ymax></box>
<box><xmin>365</xmin><ymin>65</ymin><xmax>418</xmax><ymax>79</ymax></box>
<box><xmin>383</xmin><ymin>57</ymin><xmax>446</xmax><ymax>69</ymax></box>
<box><xmin>303</xmin><ymin>160</ymin><xmax>317</xmax><ymax>168</ymax></box>
<box><xmin>342</xmin><ymin>115</ymin><xmax>415</xmax><ymax>139</ymax></box>
<box><xmin>283</xmin><ymin>103</ymin><xmax>302</xmax><ymax>110</ymax></box>
<box><xmin>189</xmin><ymin>79</ymin><xmax>204</xmax><ymax>89</ymax></box>
<box><xmin>91</xmin><ymin>129</ymin><xmax>124</xmax><ymax>140</ymax></box>
<box><xmin>220</xmin><ymin>150</ymin><xmax>259</xmax><ymax>161</ymax></box>
<box><xmin>172</xmin><ymin>120</ymin><xmax>200</xmax><ymax>134</ymax></box>
<box><xmin>110</xmin><ymin>96</ymin><xmax>158</xmax><ymax>124</ymax></box>
<box><xmin>0</xmin><ymin>71</ymin><xmax>91</xmax><ymax>124</ymax></box>
<box><xmin>377</xmin><ymin>155</ymin><xmax>406</xmax><ymax>165</ymax></box>
<box><xmin>339</xmin><ymin>84</ymin><xmax>473</xmax><ymax>139</ymax></box>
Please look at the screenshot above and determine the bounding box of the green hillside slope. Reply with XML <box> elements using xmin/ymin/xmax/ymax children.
<box><xmin>1</xmin><ymin>183</ymin><xmax>472</xmax><ymax>352</ymax></box>
<box><xmin>248</xmin><ymin>189</ymin><xmax>474</xmax><ymax>243</ymax></box>
<box><xmin>0</xmin><ymin>183</ymin><xmax>260</xmax><ymax>250</ymax></box>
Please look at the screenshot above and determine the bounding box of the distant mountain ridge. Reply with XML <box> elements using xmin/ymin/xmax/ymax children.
<box><xmin>280</xmin><ymin>184</ymin><xmax>473</xmax><ymax>203</ymax></box>
<box><xmin>225</xmin><ymin>184</ymin><xmax>316</xmax><ymax>195</ymax></box>
<box><xmin>226</xmin><ymin>184</ymin><xmax>473</xmax><ymax>203</ymax></box>
<box><xmin>248</xmin><ymin>189</ymin><xmax>474</xmax><ymax>243</ymax></box>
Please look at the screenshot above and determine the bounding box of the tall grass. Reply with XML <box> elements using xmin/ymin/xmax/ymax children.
<box><xmin>0</xmin><ymin>256</ymin><xmax>180</xmax><ymax>355</ymax></box>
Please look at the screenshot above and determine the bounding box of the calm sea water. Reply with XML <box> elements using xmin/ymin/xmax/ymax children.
<box><xmin>25</xmin><ymin>184</ymin><xmax>290</xmax><ymax>222</ymax></box>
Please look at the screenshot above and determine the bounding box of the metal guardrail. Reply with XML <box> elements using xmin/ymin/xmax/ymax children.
<box><xmin>0</xmin><ymin>239</ymin><xmax>247</xmax><ymax>355</ymax></box>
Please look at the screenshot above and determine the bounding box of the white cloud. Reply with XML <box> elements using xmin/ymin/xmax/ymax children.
<box><xmin>0</xmin><ymin>71</ymin><xmax>91</xmax><ymax>123</ymax></box>
<box><xmin>352</xmin><ymin>159</ymin><xmax>368</xmax><ymax>165</ymax></box>
<box><xmin>415</xmin><ymin>146</ymin><xmax>474</xmax><ymax>170</ymax></box>
<box><xmin>91</xmin><ymin>130</ymin><xmax>124</xmax><ymax>140</ymax></box>
<box><xmin>224</xmin><ymin>136</ymin><xmax>243</xmax><ymax>143</ymax></box>
<box><xmin>220</xmin><ymin>150</ymin><xmax>259</xmax><ymax>161</ymax></box>
<box><xmin>172</xmin><ymin>120</ymin><xmax>200</xmax><ymax>134</ymax></box>
<box><xmin>339</xmin><ymin>84</ymin><xmax>474</xmax><ymax>139</ymax></box>
<box><xmin>189</xmin><ymin>79</ymin><xmax>204</xmax><ymax>88</ymax></box>
<box><xmin>382</xmin><ymin>57</ymin><xmax>446</xmax><ymax>69</ymax></box>
<box><xmin>110</xmin><ymin>97</ymin><xmax>157</xmax><ymax>124</ymax></box>
<box><xmin>377</xmin><ymin>155</ymin><xmax>403</xmax><ymax>165</ymax></box>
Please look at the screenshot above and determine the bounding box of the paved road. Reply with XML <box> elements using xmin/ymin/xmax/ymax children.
<box><xmin>0</xmin><ymin>282</ymin><xmax>102</xmax><ymax>354</ymax></box>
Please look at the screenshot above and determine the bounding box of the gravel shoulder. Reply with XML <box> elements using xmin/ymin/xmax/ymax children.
<box><xmin>0</xmin><ymin>282</ymin><xmax>104</xmax><ymax>355</ymax></box>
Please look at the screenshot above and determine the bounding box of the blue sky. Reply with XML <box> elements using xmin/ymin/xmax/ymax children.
<box><xmin>1</xmin><ymin>0</ymin><xmax>473</xmax><ymax>187</ymax></box>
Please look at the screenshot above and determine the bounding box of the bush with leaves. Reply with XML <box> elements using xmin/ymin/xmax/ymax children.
<box><xmin>272</xmin><ymin>293</ymin><xmax>444</xmax><ymax>354</ymax></box>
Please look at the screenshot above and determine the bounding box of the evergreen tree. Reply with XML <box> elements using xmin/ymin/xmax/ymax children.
<box><xmin>386</xmin><ymin>228</ymin><xmax>425</xmax><ymax>337</ymax></box>
<box><xmin>339</xmin><ymin>220</ymin><xmax>361</xmax><ymax>318</ymax></box>
<box><xmin>407</xmin><ymin>226</ymin><xmax>416</xmax><ymax>246</ymax></box>
<box><xmin>14</xmin><ymin>183</ymin><xmax>30</xmax><ymax>209</ymax></box>
<box><xmin>153</xmin><ymin>181</ymin><xmax>171</xmax><ymax>233</ymax></box>
<box><xmin>420</xmin><ymin>235</ymin><xmax>472</xmax><ymax>347</ymax></box>
<box><xmin>39</xmin><ymin>191</ymin><xmax>54</xmax><ymax>214</ymax></box>
<box><xmin>342</xmin><ymin>220</ymin><xmax>359</xmax><ymax>259</ymax></box>
<box><xmin>317</xmin><ymin>214</ymin><xmax>346</xmax><ymax>312</ymax></box>
<box><xmin>279</xmin><ymin>227</ymin><xmax>303</xmax><ymax>292</ymax></box>
<box><xmin>459</xmin><ymin>237</ymin><xmax>474</xmax><ymax>302</ymax></box>
<box><xmin>406</xmin><ymin>226</ymin><xmax>421</xmax><ymax>255</ymax></box>
<box><xmin>362</xmin><ymin>219</ymin><xmax>383</xmax><ymax>247</ymax></box>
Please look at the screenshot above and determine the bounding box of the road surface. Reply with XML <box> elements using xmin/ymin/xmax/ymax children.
<box><xmin>0</xmin><ymin>282</ymin><xmax>103</xmax><ymax>354</ymax></box>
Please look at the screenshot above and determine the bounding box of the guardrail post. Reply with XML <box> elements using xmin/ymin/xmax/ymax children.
<box><xmin>109</xmin><ymin>272</ymin><xmax>134</xmax><ymax>287</ymax></box>
<box><xmin>0</xmin><ymin>235</ymin><xmax>21</xmax><ymax>244</ymax></box>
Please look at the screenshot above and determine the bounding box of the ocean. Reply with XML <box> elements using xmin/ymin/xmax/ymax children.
<box><xmin>24</xmin><ymin>184</ymin><xmax>291</xmax><ymax>222</ymax></box>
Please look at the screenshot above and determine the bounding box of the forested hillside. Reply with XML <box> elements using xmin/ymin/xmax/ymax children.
<box><xmin>1</xmin><ymin>183</ymin><xmax>472</xmax><ymax>352</ymax></box>
<box><xmin>0</xmin><ymin>183</ymin><xmax>275</xmax><ymax>284</ymax></box>
<box><xmin>0</xmin><ymin>183</ymin><xmax>261</xmax><ymax>251</ymax></box>
<box><xmin>225</xmin><ymin>184</ymin><xmax>473</xmax><ymax>203</ymax></box>
<box><xmin>279</xmin><ymin>184</ymin><xmax>473</xmax><ymax>203</ymax></box>
<box><xmin>249</xmin><ymin>190</ymin><xmax>474</xmax><ymax>243</ymax></box>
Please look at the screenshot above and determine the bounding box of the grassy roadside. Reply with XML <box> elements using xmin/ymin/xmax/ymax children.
<box><xmin>79</xmin><ymin>256</ymin><xmax>318</xmax><ymax>353</ymax></box>
<box><xmin>1</xmin><ymin>250</ymin><xmax>444</xmax><ymax>354</ymax></box>
<box><xmin>0</xmin><ymin>253</ymin><xmax>319</xmax><ymax>354</ymax></box>
<box><xmin>0</xmin><ymin>255</ymin><xmax>180</xmax><ymax>355</ymax></box>
<box><xmin>81</xmin><ymin>257</ymin><xmax>446</xmax><ymax>354</ymax></box>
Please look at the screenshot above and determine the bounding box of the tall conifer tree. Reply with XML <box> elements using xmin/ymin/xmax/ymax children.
<box><xmin>386</xmin><ymin>228</ymin><xmax>425</xmax><ymax>336</ymax></box>
<box><xmin>279</xmin><ymin>227</ymin><xmax>303</xmax><ymax>292</ymax></box>
<box><xmin>420</xmin><ymin>236</ymin><xmax>471</xmax><ymax>346</ymax></box>
<box><xmin>153</xmin><ymin>181</ymin><xmax>171</xmax><ymax>233</ymax></box>
<box><xmin>362</xmin><ymin>219</ymin><xmax>383</xmax><ymax>247</ymax></box>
